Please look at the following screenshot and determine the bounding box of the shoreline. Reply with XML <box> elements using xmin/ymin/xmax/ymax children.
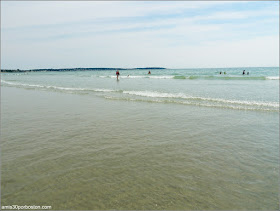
<box><xmin>1</xmin><ymin>67</ymin><xmax>166</xmax><ymax>73</ymax></box>
<box><xmin>1</xmin><ymin>66</ymin><xmax>279</xmax><ymax>73</ymax></box>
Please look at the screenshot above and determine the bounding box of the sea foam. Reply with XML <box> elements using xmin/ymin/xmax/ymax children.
<box><xmin>2</xmin><ymin>80</ymin><xmax>278</xmax><ymax>111</ymax></box>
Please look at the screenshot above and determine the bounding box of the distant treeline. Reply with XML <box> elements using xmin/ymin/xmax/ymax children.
<box><xmin>1</xmin><ymin>67</ymin><xmax>166</xmax><ymax>72</ymax></box>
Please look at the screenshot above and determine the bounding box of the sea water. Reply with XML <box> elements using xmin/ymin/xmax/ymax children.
<box><xmin>1</xmin><ymin>67</ymin><xmax>279</xmax><ymax>209</ymax></box>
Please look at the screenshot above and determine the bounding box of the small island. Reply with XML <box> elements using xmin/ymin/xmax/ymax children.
<box><xmin>1</xmin><ymin>67</ymin><xmax>166</xmax><ymax>73</ymax></box>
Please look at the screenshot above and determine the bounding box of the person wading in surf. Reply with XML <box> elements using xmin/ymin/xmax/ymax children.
<box><xmin>116</xmin><ymin>70</ymin><xmax>120</xmax><ymax>80</ymax></box>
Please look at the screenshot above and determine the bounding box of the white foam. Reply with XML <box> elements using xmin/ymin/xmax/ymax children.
<box><xmin>122</xmin><ymin>90</ymin><xmax>279</xmax><ymax>108</ymax></box>
<box><xmin>94</xmin><ymin>88</ymin><xmax>115</xmax><ymax>92</ymax></box>
<box><xmin>200</xmin><ymin>97</ymin><xmax>279</xmax><ymax>107</ymax></box>
<box><xmin>266</xmin><ymin>76</ymin><xmax>279</xmax><ymax>80</ymax></box>
<box><xmin>1</xmin><ymin>80</ymin><xmax>45</xmax><ymax>88</ymax></box>
<box><xmin>123</xmin><ymin>76</ymin><xmax>146</xmax><ymax>79</ymax></box>
<box><xmin>1</xmin><ymin>80</ymin><xmax>115</xmax><ymax>93</ymax></box>
<box><xmin>123</xmin><ymin>90</ymin><xmax>187</xmax><ymax>98</ymax></box>
<box><xmin>104</xmin><ymin>96</ymin><xmax>278</xmax><ymax>112</ymax></box>
<box><xmin>47</xmin><ymin>86</ymin><xmax>85</xmax><ymax>91</ymax></box>
<box><xmin>148</xmin><ymin>76</ymin><xmax>173</xmax><ymax>79</ymax></box>
<box><xmin>2</xmin><ymin>80</ymin><xmax>278</xmax><ymax>108</ymax></box>
<box><xmin>99</xmin><ymin>75</ymin><xmax>174</xmax><ymax>79</ymax></box>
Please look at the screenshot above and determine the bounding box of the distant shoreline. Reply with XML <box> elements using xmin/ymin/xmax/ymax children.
<box><xmin>1</xmin><ymin>67</ymin><xmax>279</xmax><ymax>73</ymax></box>
<box><xmin>1</xmin><ymin>67</ymin><xmax>166</xmax><ymax>73</ymax></box>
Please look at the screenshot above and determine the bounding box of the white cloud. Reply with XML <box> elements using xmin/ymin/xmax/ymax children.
<box><xmin>1</xmin><ymin>1</ymin><xmax>246</xmax><ymax>29</ymax></box>
<box><xmin>1</xmin><ymin>1</ymin><xmax>279</xmax><ymax>69</ymax></box>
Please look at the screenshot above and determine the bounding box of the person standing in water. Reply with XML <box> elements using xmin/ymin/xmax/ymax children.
<box><xmin>148</xmin><ymin>71</ymin><xmax>151</xmax><ymax>74</ymax></box>
<box><xmin>243</xmin><ymin>70</ymin><xmax>245</xmax><ymax>75</ymax></box>
<box><xmin>116</xmin><ymin>70</ymin><xmax>120</xmax><ymax>80</ymax></box>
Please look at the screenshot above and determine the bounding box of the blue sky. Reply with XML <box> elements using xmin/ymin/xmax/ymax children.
<box><xmin>1</xmin><ymin>1</ymin><xmax>279</xmax><ymax>69</ymax></box>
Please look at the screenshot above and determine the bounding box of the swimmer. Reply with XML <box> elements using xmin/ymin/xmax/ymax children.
<box><xmin>148</xmin><ymin>71</ymin><xmax>151</xmax><ymax>74</ymax></box>
<box><xmin>116</xmin><ymin>70</ymin><xmax>120</xmax><ymax>80</ymax></box>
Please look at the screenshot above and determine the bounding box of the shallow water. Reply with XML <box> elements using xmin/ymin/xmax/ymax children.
<box><xmin>1</xmin><ymin>67</ymin><xmax>279</xmax><ymax>112</ymax></box>
<box><xmin>1</xmin><ymin>67</ymin><xmax>279</xmax><ymax>210</ymax></box>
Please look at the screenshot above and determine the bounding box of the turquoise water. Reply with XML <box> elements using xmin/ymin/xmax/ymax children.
<box><xmin>1</xmin><ymin>67</ymin><xmax>279</xmax><ymax>210</ymax></box>
<box><xmin>1</xmin><ymin>67</ymin><xmax>279</xmax><ymax>112</ymax></box>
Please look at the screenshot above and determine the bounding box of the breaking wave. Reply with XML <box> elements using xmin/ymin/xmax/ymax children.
<box><xmin>97</xmin><ymin>75</ymin><xmax>278</xmax><ymax>80</ymax></box>
<box><xmin>2</xmin><ymin>80</ymin><xmax>278</xmax><ymax>112</ymax></box>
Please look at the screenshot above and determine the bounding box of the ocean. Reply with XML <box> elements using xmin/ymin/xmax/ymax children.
<box><xmin>1</xmin><ymin>67</ymin><xmax>279</xmax><ymax>210</ymax></box>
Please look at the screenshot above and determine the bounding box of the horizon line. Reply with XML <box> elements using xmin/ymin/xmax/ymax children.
<box><xmin>1</xmin><ymin>66</ymin><xmax>279</xmax><ymax>71</ymax></box>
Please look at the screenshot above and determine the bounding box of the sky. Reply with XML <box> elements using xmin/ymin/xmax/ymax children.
<box><xmin>1</xmin><ymin>1</ymin><xmax>279</xmax><ymax>69</ymax></box>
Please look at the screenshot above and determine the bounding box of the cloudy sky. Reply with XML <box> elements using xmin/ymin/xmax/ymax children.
<box><xmin>1</xmin><ymin>1</ymin><xmax>279</xmax><ymax>69</ymax></box>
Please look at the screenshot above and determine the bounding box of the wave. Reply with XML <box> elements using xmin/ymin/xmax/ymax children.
<box><xmin>99</xmin><ymin>75</ymin><xmax>173</xmax><ymax>79</ymax></box>
<box><xmin>266</xmin><ymin>76</ymin><xmax>279</xmax><ymax>80</ymax></box>
<box><xmin>104</xmin><ymin>96</ymin><xmax>278</xmax><ymax>112</ymax></box>
<box><xmin>148</xmin><ymin>76</ymin><xmax>174</xmax><ymax>79</ymax></box>
<box><xmin>186</xmin><ymin>75</ymin><xmax>269</xmax><ymax>80</ymax></box>
<box><xmin>1</xmin><ymin>80</ymin><xmax>115</xmax><ymax>93</ymax></box>
<box><xmin>173</xmin><ymin>76</ymin><xmax>187</xmax><ymax>79</ymax></box>
<box><xmin>2</xmin><ymin>80</ymin><xmax>278</xmax><ymax>111</ymax></box>
<box><xmin>97</xmin><ymin>75</ymin><xmax>279</xmax><ymax>80</ymax></box>
<box><xmin>122</xmin><ymin>90</ymin><xmax>279</xmax><ymax>108</ymax></box>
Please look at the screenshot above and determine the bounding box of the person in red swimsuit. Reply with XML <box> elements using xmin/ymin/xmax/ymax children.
<box><xmin>116</xmin><ymin>70</ymin><xmax>120</xmax><ymax>80</ymax></box>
